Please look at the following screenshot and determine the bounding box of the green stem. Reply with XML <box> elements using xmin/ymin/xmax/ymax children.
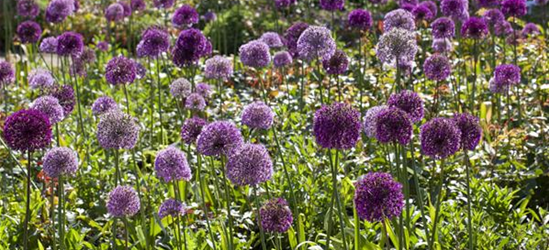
<box><xmin>464</xmin><ymin>153</ymin><xmax>474</xmax><ymax>250</ymax></box>
<box><xmin>58</xmin><ymin>175</ymin><xmax>65</xmax><ymax>250</ymax></box>
<box><xmin>429</xmin><ymin>160</ymin><xmax>445</xmax><ymax>250</ymax></box>
<box><xmin>221</xmin><ymin>158</ymin><xmax>234</xmax><ymax>250</ymax></box>
<box><xmin>410</xmin><ymin>143</ymin><xmax>431</xmax><ymax>248</ymax></box>
<box><xmin>254</xmin><ymin>187</ymin><xmax>267</xmax><ymax>250</ymax></box>
<box><xmin>23</xmin><ymin>151</ymin><xmax>32</xmax><ymax>250</ymax></box>
<box><xmin>197</xmin><ymin>154</ymin><xmax>217</xmax><ymax>250</ymax></box>
<box><xmin>155</xmin><ymin>59</ymin><xmax>164</xmax><ymax>145</ymax></box>
<box><xmin>329</xmin><ymin>150</ymin><xmax>349</xmax><ymax>250</ymax></box>
<box><xmin>114</xmin><ymin>150</ymin><xmax>121</xmax><ymax>185</ymax></box>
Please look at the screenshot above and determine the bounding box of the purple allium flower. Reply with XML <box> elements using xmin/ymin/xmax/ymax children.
<box><xmin>185</xmin><ymin>93</ymin><xmax>206</xmax><ymax>111</ymax></box>
<box><xmin>203</xmin><ymin>11</ymin><xmax>217</xmax><ymax>21</ymax></box>
<box><xmin>105</xmin><ymin>56</ymin><xmax>137</xmax><ymax>85</ymax></box>
<box><xmin>478</xmin><ymin>0</ymin><xmax>500</xmax><ymax>7</ymax></box>
<box><xmin>181</xmin><ymin>116</ymin><xmax>207</xmax><ymax>144</ymax></box>
<box><xmin>242</xmin><ymin>101</ymin><xmax>274</xmax><ymax>130</ymax></box>
<box><xmin>461</xmin><ymin>17</ymin><xmax>489</xmax><ymax>39</ymax></box>
<box><xmin>131</xmin><ymin>0</ymin><xmax>146</xmax><ymax>11</ymax></box>
<box><xmin>28</xmin><ymin>69</ymin><xmax>55</xmax><ymax>90</ymax></box>
<box><xmin>56</xmin><ymin>31</ymin><xmax>83</xmax><ymax>56</ymax></box>
<box><xmin>494</xmin><ymin>21</ymin><xmax>513</xmax><ymax>36</ymax></box>
<box><xmin>490</xmin><ymin>64</ymin><xmax>521</xmax><ymax>93</ymax></box>
<box><xmin>400</xmin><ymin>0</ymin><xmax>419</xmax><ymax>6</ymax></box>
<box><xmin>153</xmin><ymin>0</ymin><xmax>174</xmax><ymax>9</ymax></box>
<box><xmin>134</xmin><ymin>62</ymin><xmax>147</xmax><ymax>79</ymax></box>
<box><xmin>522</xmin><ymin>23</ymin><xmax>541</xmax><ymax>38</ymax></box>
<box><xmin>354</xmin><ymin>172</ymin><xmax>404</xmax><ymax>222</ymax></box>
<box><xmin>107</xmin><ymin>186</ymin><xmax>140</xmax><ymax>217</ymax></box>
<box><xmin>363</xmin><ymin>105</ymin><xmax>388</xmax><ymax>138</ymax></box>
<box><xmin>172</xmin><ymin>28</ymin><xmax>210</xmax><ymax>67</ymax></box>
<box><xmin>412</xmin><ymin>5</ymin><xmax>434</xmax><ymax>21</ymax></box>
<box><xmin>320</xmin><ymin>0</ymin><xmax>344</xmax><ymax>11</ymax></box>
<box><xmin>239</xmin><ymin>40</ymin><xmax>271</xmax><ymax>68</ymax></box>
<box><xmin>260</xmin><ymin>198</ymin><xmax>293</xmax><ymax>233</ymax></box>
<box><xmin>453</xmin><ymin>113</ymin><xmax>482</xmax><ymax>151</ymax></box>
<box><xmin>284</xmin><ymin>22</ymin><xmax>309</xmax><ymax>58</ymax></box>
<box><xmin>17</xmin><ymin>21</ymin><xmax>41</xmax><ymax>44</ymax></box>
<box><xmin>273</xmin><ymin>51</ymin><xmax>293</xmax><ymax>68</ymax></box>
<box><xmin>30</xmin><ymin>96</ymin><xmax>64</xmax><ymax>123</ymax></box>
<box><xmin>260</xmin><ymin>32</ymin><xmax>284</xmax><ymax>48</ymax></box>
<box><xmin>158</xmin><ymin>199</ymin><xmax>186</xmax><ymax>218</ymax></box>
<box><xmin>204</xmin><ymin>55</ymin><xmax>233</xmax><ymax>80</ymax></box>
<box><xmin>420</xmin><ymin>117</ymin><xmax>461</xmax><ymax>158</ymax></box>
<box><xmin>3</xmin><ymin>109</ymin><xmax>52</xmax><ymax>151</ymax></box>
<box><xmin>97</xmin><ymin>41</ymin><xmax>109</xmax><ymax>52</ymax></box>
<box><xmin>196</xmin><ymin>83</ymin><xmax>212</xmax><ymax>98</ymax></box>
<box><xmin>96</xmin><ymin>111</ymin><xmax>140</xmax><ymax>150</ymax></box>
<box><xmin>431</xmin><ymin>18</ymin><xmax>455</xmax><ymax>39</ymax></box>
<box><xmin>296</xmin><ymin>26</ymin><xmax>336</xmax><ymax>62</ymax></box>
<box><xmin>501</xmin><ymin>0</ymin><xmax>527</xmax><ymax>17</ymax></box>
<box><xmin>441</xmin><ymin>0</ymin><xmax>469</xmax><ymax>21</ymax></box>
<box><xmin>432</xmin><ymin>38</ymin><xmax>453</xmax><ymax>53</ymax></box>
<box><xmin>419</xmin><ymin>1</ymin><xmax>438</xmax><ymax>17</ymax></box>
<box><xmin>40</xmin><ymin>37</ymin><xmax>58</xmax><ymax>53</ymax></box>
<box><xmin>375</xmin><ymin>107</ymin><xmax>413</xmax><ymax>145</ymax></box>
<box><xmin>348</xmin><ymin>9</ymin><xmax>373</xmax><ymax>31</ymax></box>
<box><xmin>423</xmin><ymin>54</ymin><xmax>451</xmax><ymax>81</ymax></box>
<box><xmin>226</xmin><ymin>143</ymin><xmax>273</xmax><ymax>186</ymax></box>
<box><xmin>383</xmin><ymin>9</ymin><xmax>415</xmax><ymax>32</ymax></box>
<box><xmin>197</xmin><ymin>121</ymin><xmax>244</xmax><ymax>156</ymax></box>
<box><xmin>169</xmin><ymin>78</ymin><xmax>192</xmax><ymax>99</ymax></box>
<box><xmin>118</xmin><ymin>1</ymin><xmax>131</xmax><ymax>17</ymax></box>
<box><xmin>46</xmin><ymin>0</ymin><xmax>74</xmax><ymax>23</ymax></box>
<box><xmin>313</xmin><ymin>102</ymin><xmax>361</xmax><ymax>150</ymax></box>
<box><xmin>17</xmin><ymin>0</ymin><xmax>40</xmax><ymax>18</ymax></box>
<box><xmin>387</xmin><ymin>90</ymin><xmax>424</xmax><ymax>123</ymax></box>
<box><xmin>92</xmin><ymin>96</ymin><xmax>119</xmax><ymax>116</ymax></box>
<box><xmin>0</xmin><ymin>61</ymin><xmax>15</xmax><ymax>86</ymax></box>
<box><xmin>42</xmin><ymin>147</ymin><xmax>78</xmax><ymax>178</ymax></box>
<box><xmin>136</xmin><ymin>27</ymin><xmax>170</xmax><ymax>58</ymax></box>
<box><xmin>275</xmin><ymin>0</ymin><xmax>297</xmax><ymax>8</ymax></box>
<box><xmin>376</xmin><ymin>28</ymin><xmax>418</xmax><ymax>67</ymax></box>
<box><xmin>155</xmin><ymin>146</ymin><xmax>191</xmax><ymax>182</ymax></box>
<box><xmin>172</xmin><ymin>5</ymin><xmax>199</xmax><ymax>28</ymax></box>
<box><xmin>400</xmin><ymin>3</ymin><xmax>416</xmax><ymax>12</ymax></box>
<box><xmin>322</xmin><ymin>49</ymin><xmax>348</xmax><ymax>75</ymax></box>
<box><xmin>105</xmin><ymin>3</ymin><xmax>125</xmax><ymax>22</ymax></box>
<box><xmin>483</xmin><ymin>9</ymin><xmax>505</xmax><ymax>29</ymax></box>
<box><xmin>51</xmin><ymin>85</ymin><xmax>75</xmax><ymax>116</ymax></box>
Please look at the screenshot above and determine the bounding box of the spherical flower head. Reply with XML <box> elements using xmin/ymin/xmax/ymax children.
<box><xmin>172</xmin><ymin>28</ymin><xmax>210</xmax><ymax>67</ymax></box>
<box><xmin>375</xmin><ymin>107</ymin><xmax>413</xmax><ymax>145</ymax></box>
<box><xmin>185</xmin><ymin>93</ymin><xmax>206</xmax><ymax>111</ymax></box>
<box><xmin>131</xmin><ymin>0</ymin><xmax>146</xmax><ymax>11</ymax></box>
<box><xmin>105</xmin><ymin>56</ymin><xmax>137</xmax><ymax>85</ymax></box>
<box><xmin>259</xmin><ymin>32</ymin><xmax>283</xmax><ymax>48</ymax></box>
<box><xmin>30</xmin><ymin>96</ymin><xmax>65</xmax><ymax>124</ymax></box>
<box><xmin>363</xmin><ymin>105</ymin><xmax>388</xmax><ymax>138</ymax></box>
<box><xmin>461</xmin><ymin>17</ymin><xmax>489</xmax><ymax>39</ymax></box>
<box><xmin>92</xmin><ymin>96</ymin><xmax>119</xmax><ymax>116</ymax></box>
<box><xmin>40</xmin><ymin>37</ymin><xmax>58</xmax><ymax>54</ymax></box>
<box><xmin>158</xmin><ymin>199</ymin><xmax>186</xmax><ymax>219</ymax></box>
<box><xmin>226</xmin><ymin>143</ymin><xmax>273</xmax><ymax>186</ymax></box>
<box><xmin>181</xmin><ymin>117</ymin><xmax>207</xmax><ymax>144</ymax></box>
<box><xmin>260</xmin><ymin>198</ymin><xmax>293</xmax><ymax>233</ymax></box>
<box><xmin>118</xmin><ymin>1</ymin><xmax>131</xmax><ymax>17</ymax></box>
<box><xmin>522</xmin><ymin>23</ymin><xmax>541</xmax><ymax>38</ymax></box>
<box><xmin>196</xmin><ymin>83</ymin><xmax>212</xmax><ymax>98</ymax></box>
<box><xmin>399</xmin><ymin>0</ymin><xmax>419</xmax><ymax>6</ymax></box>
<box><xmin>172</xmin><ymin>5</ymin><xmax>199</xmax><ymax>28</ymax></box>
<box><xmin>420</xmin><ymin>117</ymin><xmax>461</xmax><ymax>158</ymax></box>
<box><xmin>313</xmin><ymin>102</ymin><xmax>361</xmax><ymax>150</ymax></box>
<box><xmin>494</xmin><ymin>64</ymin><xmax>521</xmax><ymax>88</ymax></box>
<box><xmin>348</xmin><ymin>9</ymin><xmax>373</xmax><ymax>31</ymax></box>
<box><xmin>423</xmin><ymin>54</ymin><xmax>451</xmax><ymax>81</ymax></box>
<box><xmin>412</xmin><ymin>5</ymin><xmax>434</xmax><ymax>21</ymax></box>
<box><xmin>17</xmin><ymin>21</ymin><xmax>42</xmax><ymax>44</ymax></box>
<box><xmin>320</xmin><ymin>0</ymin><xmax>344</xmax><ymax>11</ymax></box>
<box><xmin>273</xmin><ymin>51</ymin><xmax>293</xmax><ymax>68</ymax></box>
<box><xmin>297</xmin><ymin>26</ymin><xmax>336</xmax><ymax>62</ymax></box>
<box><xmin>354</xmin><ymin>172</ymin><xmax>403</xmax><ymax>222</ymax></box>
<box><xmin>50</xmin><ymin>85</ymin><xmax>75</xmax><ymax>116</ymax></box>
<box><xmin>384</xmin><ymin>9</ymin><xmax>415</xmax><ymax>32</ymax></box>
<box><xmin>205</xmin><ymin>56</ymin><xmax>233</xmax><ymax>80</ymax></box>
<box><xmin>431</xmin><ymin>18</ymin><xmax>455</xmax><ymax>39</ymax></box>
<box><xmin>387</xmin><ymin>91</ymin><xmax>424</xmax><ymax>123</ymax></box>
<box><xmin>155</xmin><ymin>146</ymin><xmax>191</xmax><ymax>182</ymax></box>
<box><xmin>432</xmin><ymin>38</ymin><xmax>453</xmax><ymax>53</ymax></box>
<box><xmin>275</xmin><ymin>0</ymin><xmax>296</xmax><ymax>8</ymax></box>
<box><xmin>419</xmin><ymin>1</ymin><xmax>438</xmax><ymax>17</ymax></box>
<box><xmin>72</xmin><ymin>47</ymin><xmax>96</xmax><ymax>65</ymax></box>
<box><xmin>96</xmin><ymin>111</ymin><xmax>140</xmax><ymax>150</ymax></box>
<box><xmin>483</xmin><ymin>9</ymin><xmax>505</xmax><ymax>29</ymax></box>
<box><xmin>494</xmin><ymin>21</ymin><xmax>513</xmax><ymax>36</ymax></box>
<box><xmin>376</xmin><ymin>28</ymin><xmax>418</xmax><ymax>67</ymax></box>
<box><xmin>3</xmin><ymin>109</ymin><xmax>52</xmax><ymax>151</ymax></box>
<box><xmin>136</xmin><ymin>27</ymin><xmax>170</xmax><ymax>58</ymax></box>
<box><xmin>239</xmin><ymin>40</ymin><xmax>271</xmax><ymax>68</ymax></box>
<box><xmin>0</xmin><ymin>61</ymin><xmax>15</xmax><ymax>86</ymax></box>
<box><xmin>501</xmin><ymin>0</ymin><xmax>526</xmax><ymax>17</ymax></box>
<box><xmin>56</xmin><ymin>31</ymin><xmax>84</xmax><ymax>56</ymax></box>
<box><xmin>97</xmin><ymin>41</ymin><xmax>109</xmax><ymax>52</ymax></box>
<box><xmin>107</xmin><ymin>186</ymin><xmax>140</xmax><ymax>217</ymax></box>
<box><xmin>441</xmin><ymin>0</ymin><xmax>469</xmax><ymax>21</ymax></box>
<box><xmin>284</xmin><ymin>22</ymin><xmax>309</xmax><ymax>58</ymax></box>
<box><xmin>170</xmin><ymin>78</ymin><xmax>192</xmax><ymax>99</ymax></box>
<box><xmin>453</xmin><ymin>113</ymin><xmax>482</xmax><ymax>151</ymax></box>
<box><xmin>322</xmin><ymin>49</ymin><xmax>348</xmax><ymax>75</ymax></box>
<box><xmin>242</xmin><ymin>101</ymin><xmax>275</xmax><ymax>130</ymax></box>
<box><xmin>42</xmin><ymin>147</ymin><xmax>78</xmax><ymax>178</ymax></box>
<box><xmin>17</xmin><ymin>0</ymin><xmax>40</xmax><ymax>18</ymax></box>
<box><xmin>153</xmin><ymin>0</ymin><xmax>174</xmax><ymax>9</ymax></box>
<box><xmin>197</xmin><ymin>121</ymin><xmax>244</xmax><ymax>156</ymax></box>
<box><xmin>46</xmin><ymin>0</ymin><xmax>74</xmax><ymax>23</ymax></box>
<box><xmin>105</xmin><ymin>3</ymin><xmax>125</xmax><ymax>22</ymax></box>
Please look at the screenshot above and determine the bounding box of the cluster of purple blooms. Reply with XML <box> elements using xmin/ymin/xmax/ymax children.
<box><xmin>226</xmin><ymin>143</ymin><xmax>273</xmax><ymax>186</ymax></box>
<box><xmin>172</xmin><ymin>5</ymin><xmax>199</xmax><ymax>28</ymax></box>
<box><xmin>105</xmin><ymin>56</ymin><xmax>138</xmax><ymax>85</ymax></box>
<box><xmin>155</xmin><ymin>146</ymin><xmax>192</xmax><ymax>183</ymax></box>
<box><xmin>296</xmin><ymin>26</ymin><xmax>336</xmax><ymax>62</ymax></box>
<box><xmin>42</xmin><ymin>147</ymin><xmax>79</xmax><ymax>178</ymax></box>
<box><xmin>96</xmin><ymin>111</ymin><xmax>140</xmax><ymax>150</ymax></box>
<box><xmin>172</xmin><ymin>29</ymin><xmax>212</xmax><ymax>67</ymax></box>
<box><xmin>354</xmin><ymin>172</ymin><xmax>404</xmax><ymax>222</ymax></box>
<box><xmin>313</xmin><ymin>102</ymin><xmax>361</xmax><ymax>150</ymax></box>
<box><xmin>107</xmin><ymin>185</ymin><xmax>140</xmax><ymax>217</ymax></box>
<box><xmin>322</xmin><ymin>49</ymin><xmax>349</xmax><ymax>75</ymax></box>
<box><xmin>204</xmin><ymin>56</ymin><xmax>233</xmax><ymax>80</ymax></box>
<box><xmin>181</xmin><ymin>117</ymin><xmax>207</xmax><ymax>144</ymax></box>
<box><xmin>158</xmin><ymin>199</ymin><xmax>186</xmax><ymax>219</ymax></box>
<box><xmin>137</xmin><ymin>27</ymin><xmax>170</xmax><ymax>58</ymax></box>
<box><xmin>490</xmin><ymin>64</ymin><xmax>521</xmax><ymax>93</ymax></box>
<box><xmin>423</xmin><ymin>54</ymin><xmax>452</xmax><ymax>81</ymax></box>
<box><xmin>241</xmin><ymin>101</ymin><xmax>275</xmax><ymax>130</ymax></box>
<box><xmin>239</xmin><ymin>40</ymin><xmax>271</xmax><ymax>68</ymax></box>
<box><xmin>348</xmin><ymin>9</ymin><xmax>372</xmax><ymax>31</ymax></box>
<box><xmin>30</xmin><ymin>96</ymin><xmax>65</xmax><ymax>124</ymax></box>
<box><xmin>17</xmin><ymin>20</ymin><xmax>42</xmax><ymax>44</ymax></box>
<box><xmin>259</xmin><ymin>198</ymin><xmax>293</xmax><ymax>233</ymax></box>
<box><xmin>3</xmin><ymin>109</ymin><xmax>52</xmax><ymax>152</ymax></box>
<box><xmin>92</xmin><ymin>96</ymin><xmax>119</xmax><ymax>116</ymax></box>
<box><xmin>376</xmin><ymin>28</ymin><xmax>418</xmax><ymax>68</ymax></box>
<box><xmin>46</xmin><ymin>0</ymin><xmax>76</xmax><ymax>23</ymax></box>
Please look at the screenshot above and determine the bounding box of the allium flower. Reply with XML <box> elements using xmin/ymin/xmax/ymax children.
<box><xmin>320</xmin><ymin>0</ymin><xmax>344</xmax><ymax>11</ymax></box>
<box><xmin>383</xmin><ymin>9</ymin><xmax>415</xmax><ymax>32</ymax></box>
<box><xmin>441</xmin><ymin>0</ymin><xmax>469</xmax><ymax>21</ymax></box>
<box><xmin>169</xmin><ymin>78</ymin><xmax>192</xmax><ymax>99</ymax></box>
<box><xmin>275</xmin><ymin>0</ymin><xmax>297</xmax><ymax>8</ymax></box>
<box><xmin>260</xmin><ymin>32</ymin><xmax>284</xmax><ymax>48</ymax></box>
<box><xmin>296</xmin><ymin>26</ymin><xmax>336</xmax><ymax>62</ymax></box>
<box><xmin>96</xmin><ymin>111</ymin><xmax>140</xmax><ymax>150</ymax></box>
<box><xmin>354</xmin><ymin>172</ymin><xmax>404</xmax><ymax>222</ymax></box>
<box><xmin>453</xmin><ymin>113</ymin><xmax>482</xmax><ymax>151</ymax></box>
<box><xmin>28</xmin><ymin>69</ymin><xmax>55</xmax><ymax>90</ymax></box>
<box><xmin>273</xmin><ymin>51</ymin><xmax>293</xmax><ymax>68</ymax></box>
<box><xmin>204</xmin><ymin>56</ymin><xmax>233</xmax><ymax>80</ymax></box>
<box><xmin>158</xmin><ymin>199</ymin><xmax>186</xmax><ymax>218</ymax></box>
<box><xmin>522</xmin><ymin>23</ymin><xmax>541</xmax><ymax>38</ymax></box>
<box><xmin>400</xmin><ymin>0</ymin><xmax>419</xmax><ymax>6</ymax></box>
<box><xmin>105</xmin><ymin>56</ymin><xmax>137</xmax><ymax>85</ymax></box>
<box><xmin>322</xmin><ymin>49</ymin><xmax>348</xmax><ymax>75</ymax></box>
<box><xmin>155</xmin><ymin>146</ymin><xmax>191</xmax><ymax>182</ymax></box>
<box><xmin>490</xmin><ymin>64</ymin><xmax>521</xmax><ymax>93</ymax></box>
<box><xmin>203</xmin><ymin>11</ymin><xmax>217</xmax><ymax>22</ymax></box>
<box><xmin>72</xmin><ymin>47</ymin><xmax>96</xmax><ymax>65</ymax></box>
<box><xmin>483</xmin><ymin>9</ymin><xmax>505</xmax><ymax>29</ymax></box>
<box><xmin>478</xmin><ymin>0</ymin><xmax>500</xmax><ymax>7</ymax></box>
<box><xmin>431</xmin><ymin>18</ymin><xmax>455</xmax><ymax>39</ymax></box>
<box><xmin>46</xmin><ymin>0</ymin><xmax>74</xmax><ymax>23</ymax></box>
<box><xmin>97</xmin><ymin>41</ymin><xmax>109</xmax><ymax>52</ymax></box>
<box><xmin>107</xmin><ymin>186</ymin><xmax>140</xmax><ymax>217</ymax></box>
<box><xmin>172</xmin><ymin>5</ymin><xmax>199</xmax><ymax>28</ymax></box>
<box><xmin>419</xmin><ymin>1</ymin><xmax>438</xmax><ymax>17</ymax></box>
<box><xmin>260</xmin><ymin>198</ymin><xmax>293</xmax><ymax>233</ymax></box>
<box><xmin>387</xmin><ymin>90</ymin><xmax>424</xmax><ymax>123</ymax></box>
<box><xmin>17</xmin><ymin>0</ymin><xmax>40</xmax><ymax>18</ymax></box>
<box><xmin>375</xmin><ymin>107</ymin><xmax>413</xmax><ymax>145</ymax></box>
<box><xmin>181</xmin><ymin>117</ymin><xmax>207</xmax><ymax>144</ymax></box>
<box><xmin>0</xmin><ymin>61</ymin><xmax>15</xmax><ymax>86</ymax></box>
<box><xmin>363</xmin><ymin>105</ymin><xmax>388</xmax><ymax>138</ymax></box>
<box><xmin>501</xmin><ymin>0</ymin><xmax>527</xmax><ymax>17</ymax></box>
<box><xmin>42</xmin><ymin>147</ymin><xmax>78</xmax><ymax>178</ymax></box>
<box><xmin>494</xmin><ymin>21</ymin><xmax>513</xmax><ymax>36</ymax></box>
<box><xmin>348</xmin><ymin>9</ymin><xmax>373</xmax><ymax>31</ymax></box>
<box><xmin>153</xmin><ymin>0</ymin><xmax>174</xmax><ymax>9</ymax></box>
<box><xmin>40</xmin><ymin>37</ymin><xmax>58</xmax><ymax>53</ymax></box>
<box><xmin>30</xmin><ymin>96</ymin><xmax>64</xmax><ymax>123</ymax></box>
<box><xmin>56</xmin><ymin>31</ymin><xmax>84</xmax><ymax>56</ymax></box>
<box><xmin>461</xmin><ymin>17</ymin><xmax>489</xmax><ymax>39</ymax></box>
<box><xmin>136</xmin><ymin>27</ymin><xmax>170</xmax><ymax>58</ymax></box>
<box><xmin>197</xmin><ymin>121</ymin><xmax>244</xmax><ymax>156</ymax></box>
<box><xmin>131</xmin><ymin>0</ymin><xmax>146</xmax><ymax>11</ymax></box>
<box><xmin>118</xmin><ymin>1</ymin><xmax>131</xmax><ymax>17</ymax></box>
<box><xmin>242</xmin><ymin>101</ymin><xmax>274</xmax><ymax>130</ymax></box>
<box><xmin>239</xmin><ymin>40</ymin><xmax>271</xmax><ymax>68</ymax></box>
<box><xmin>92</xmin><ymin>96</ymin><xmax>119</xmax><ymax>116</ymax></box>
<box><xmin>423</xmin><ymin>54</ymin><xmax>451</xmax><ymax>81</ymax></box>
<box><xmin>185</xmin><ymin>93</ymin><xmax>206</xmax><ymax>111</ymax></box>
<box><xmin>3</xmin><ymin>109</ymin><xmax>52</xmax><ymax>151</ymax></box>
<box><xmin>105</xmin><ymin>3</ymin><xmax>124</xmax><ymax>22</ymax></box>
<box><xmin>135</xmin><ymin>62</ymin><xmax>147</xmax><ymax>79</ymax></box>
<box><xmin>376</xmin><ymin>28</ymin><xmax>418</xmax><ymax>67</ymax></box>
<box><xmin>432</xmin><ymin>38</ymin><xmax>453</xmax><ymax>53</ymax></box>
<box><xmin>412</xmin><ymin>5</ymin><xmax>434</xmax><ymax>21</ymax></box>
<box><xmin>172</xmin><ymin>28</ymin><xmax>210</xmax><ymax>67</ymax></box>
<box><xmin>226</xmin><ymin>143</ymin><xmax>273</xmax><ymax>186</ymax></box>
<box><xmin>17</xmin><ymin>21</ymin><xmax>41</xmax><ymax>44</ymax></box>
<box><xmin>284</xmin><ymin>22</ymin><xmax>309</xmax><ymax>58</ymax></box>
<box><xmin>196</xmin><ymin>83</ymin><xmax>212</xmax><ymax>98</ymax></box>
<box><xmin>51</xmin><ymin>85</ymin><xmax>75</xmax><ymax>116</ymax></box>
<box><xmin>420</xmin><ymin>117</ymin><xmax>461</xmax><ymax>158</ymax></box>
<box><xmin>313</xmin><ymin>102</ymin><xmax>361</xmax><ymax>150</ymax></box>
